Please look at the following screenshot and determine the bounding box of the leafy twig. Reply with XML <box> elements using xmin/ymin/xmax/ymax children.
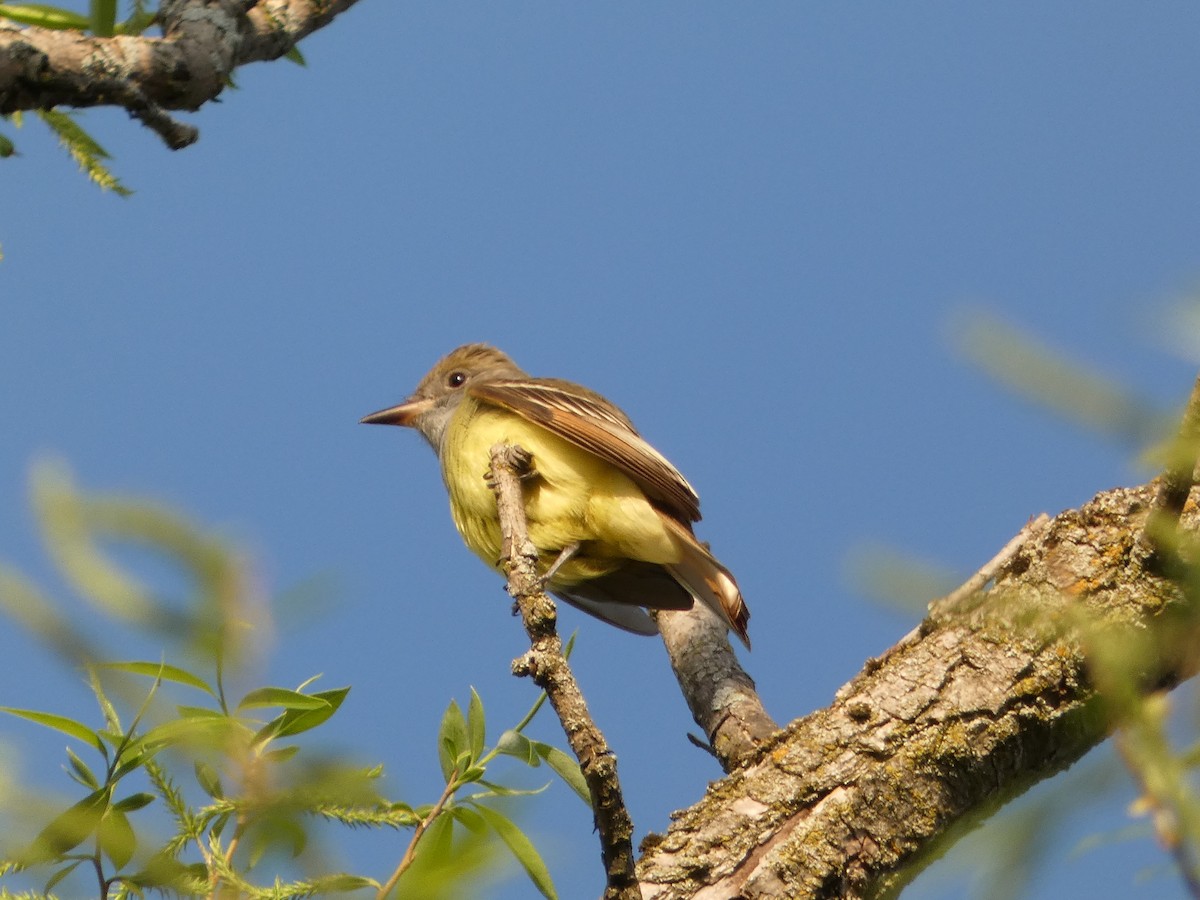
<box><xmin>376</xmin><ymin>777</ymin><xmax>457</xmax><ymax>899</ymax></box>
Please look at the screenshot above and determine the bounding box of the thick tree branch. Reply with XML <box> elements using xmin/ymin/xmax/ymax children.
<box><xmin>636</xmin><ymin>480</ymin><xmax>1200</xmax><ymax>898</ymax></box>
<box><xmin>0</xmin><ymin>0</ymin><xmax>363</xmax><ymax>148</ymax></box>
<box><xmin>487</xmin><ymin>443</ymin><xmax>640</xmax><ymax>900</ymax></box>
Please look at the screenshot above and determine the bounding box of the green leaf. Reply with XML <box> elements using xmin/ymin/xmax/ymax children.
<box><xmin>472</xmin><ymin>804</ymin><xmax>556</xmax><ymax>900</ymax></box>
<box><xmin>387</xmin><ymin>803</ymin><xmax>420</xmax><ymax>828</ymax></box>
<box><xmin>87</xmin><ymin>665</ymin><xmax>123</xmax><ymax>734</ymax></box>
<box><xmin>450</xmin><ymin>804</ymin><xmax>486</xmax><ymax>833</ymax></box>
<box><xmin>139</xmin><ymin>713</ymin><xmax>245</xmax><ymax>756</ymax></box>
<box><xmin>459</xmin><ymin>765</ymin><xmax>486</xmax><ymax>784</ymax></box>
<box><xmin>438</xmin><ymin>700</ymin><xmax>468</xmax><ymax>783</ymax></box>
<box><xmin>24</xmin><ymin>789</ymin><xmax>109</xmax><ymax>862</ymax></box>
<box><xmin>471</xmin><ymin>779</ymin><xmax>550</xmax><ymax>799</ymax></box>
<box><xmin>103</xmin><ymin>661</ymin><xmax>215</xmax><ymax>695</ymax></box>
<box><xmin>467</xmin><ymin>687</ymin><xmax>486</xmax><ymax>762</ymax></box>
<box><xmin>295</xmin><ymin>673</ymin><xmax>323</xmax><ymax>692</ymax></box>
<box><xmin>456</xmin><ymin>749</ymin><xmax>474</xmax><ymax>774</ymax></box>
<box><xmin>176</xmin><ymin>705</ymin><xmax>227</xmax><ymax>719</ymax></box>
<box><xmin>311</xmin><ymin>874</ymin><xmax>377</xmax><ymax>892</ymax></box>
<box><xmin>112</xmin><ymin>792</ymin><xmax>155</xmax><ymax>813</ymax></box>
<box><xmin>44</xmin><ymin>859</ymin><xmax>84</xmax><ymax>893</ymax></box>
<box><xmin>65</xmin><ymin>745</ymin><xmax>99</xmax><ymax>789</ymax></box>
<box><xmin>31</xmin><ymin>463</ymin><xmax>150</xmax><ymax>627</ymax></box>
<box><xmin>534</xmin><ymin>743</ymin><xmax>590</xmax><ymax>806</ymax></box>
<box><xmin>239</xmin><ymin>686</ymin><xmax>332</xmax><ymax>711</ymax></box>
<box><xmin>283</xmin><ymin>44</ymin><xmax>307</xmax><ymax>66</ymax></box>
<box><xmin>245</xmin><ymin>815</ymin><xmax>306</xmax><ymax>869</ymax></box>
<box><xmin>112</xmin><ymin>752</ymin><xmax>152</xmax><ymax>783</ymax></box>
<box><xmin>495</xmin><ymin>729</ymin><xmax>538</xmax><ymax>766</ymax></box>
<box><xmin>416</xmin><ymin>809</ymin><xmax>454</xmax><ymax>868</ymax></box>
<box><xmin>0</xmin><ymin>707</ymin><xmax>105</xmax><ymax>755</ymax></box>
<box><xmin>0</xmin><ymin>3</ymin><xmax>90</xmax><ymax>29</ymax></box>
<box><xmin>123</xmin><ymin>853</ymin><xmax>202</xmax><ymax>892</ymax></box>
<box><xmin>99</xmin><ymin>808</ymin><xmax>135</xmax><ymax>869</ymax></box>
<box><xmin>115</xmin><ymin>750</ymin><xmax>166</xmax><ymax>786</ymax></box>
<box><xmin>0</xmin><ymin>565</ymin><xmax>82</xmax><ymax>657</ymax></box>
<box><xmin>263</xmin><ymin>744</ymin><xmax>301</xmax><ymax>764</ymax></box>
<box><xmin>253</xmin><ymin>686</ymin><xmax>349</xmax><ymax>743</ymax></box>
<box><xmin>39</xmin><ymin>109</ymin><xmax>131</xmax><ymax>194</ymax></box>
<box><xmin>0</xmin><ymin>131</ymin><xmax>14</xmax><ymax>157</ymax></box>
<box><xmin>194</xmin><ymin>761</ymin><xmax>223</xmax><ymax>799</ymax></box>
<box><xmin>98</xmin><ymin>727</ymin><xmax>125</xmax><ymax>745</ymax></box>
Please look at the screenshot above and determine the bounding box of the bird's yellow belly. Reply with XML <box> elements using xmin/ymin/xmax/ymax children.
<box><xmin>440</xmin><ymin>403</ymin><xmax>679</xmax><ymax>583</ymax></box>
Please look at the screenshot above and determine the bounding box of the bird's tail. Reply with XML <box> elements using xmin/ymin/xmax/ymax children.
<box><xmin>660</xmin><ymin>514</ymin><xmax>751</xmax><ymax>649</ymax></box>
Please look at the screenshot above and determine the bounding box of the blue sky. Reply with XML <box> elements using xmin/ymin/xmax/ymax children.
<box><xmin>3</xmin><ymin>3</ymin><xmax>1200</xmax><ymax>898</ymax></box>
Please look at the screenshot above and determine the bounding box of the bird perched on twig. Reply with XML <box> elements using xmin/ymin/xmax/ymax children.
<box><xmin>362</xmin><ymin>344</ymin><xmax>750</xmax><ymax>648</ymax></box>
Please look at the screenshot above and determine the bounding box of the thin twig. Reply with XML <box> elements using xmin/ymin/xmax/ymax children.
<box><xmin>210</xmin><ymin>813</ymin><xmax>247</xmax><ymax>899</ymax></box>
<box><xmin>1112</xmin><ymin>724</ymin><xmax>1200</xmax><ymax>900</ymax></box>
<box><xmin>90</xmin><ymin>851</ymin><xmax>106</xmax><ymax>899</ymax></box>
<box><xmin>845</xmin><ymin>513</ymin><xmax>1052</xmax><ymax>688</ymax></box>
<box><xmin>930</xmin><ymin>512</ymin><xmax>1052</xmax><ymax>617</ymax></box>
<box><xmin>376</xmin><ymin>776</ymin><xmax>458</xmax><ymax>899</ymax></box>
<box><xmin>487</xmin><ymin>443</ymin><xmax>640</xmax><ymax>900</ymax></box>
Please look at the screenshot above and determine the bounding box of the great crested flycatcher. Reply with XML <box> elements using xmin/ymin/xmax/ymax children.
<box><xmin>361</xmin><ymin>344</ymin><xmax>750</xmax><ymax>648</ymax></box>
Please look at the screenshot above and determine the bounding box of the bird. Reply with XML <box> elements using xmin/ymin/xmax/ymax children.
<box><xmin>361</xmin><ymin>344</ymin><xmax>750</xmax><ymax>648</ymax></box>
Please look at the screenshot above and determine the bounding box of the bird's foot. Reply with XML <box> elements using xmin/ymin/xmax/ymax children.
<box><xmin>539</xmin><ymin>542</ymin><xmax>581</xmax><ymax>587</ymax></box>
<box><xmin>484</xmin><ymin>444</ymin><xmax>536</xmax><ymax>488</ymax></box>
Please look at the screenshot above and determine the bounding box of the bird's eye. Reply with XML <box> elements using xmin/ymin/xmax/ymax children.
<box><xmin>446</xmin><ymin>371</ymin><xmax>467</xmax><ymax>388</ymax></box>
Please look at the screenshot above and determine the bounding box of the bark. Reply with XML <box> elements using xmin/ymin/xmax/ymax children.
<box><xmin>636</xmin><ymin>481</ymin><xmax>1200</xmax><ymax>898</ymax></box>
<box><xmin>0</xmin><ymin>0</ymin><xmax>363</xmax><ymax>147</ymax></box>
<box><xmin>656</xmin><ymin>603</ymin><xmax>779</xmax><ymax>771</ymax></box>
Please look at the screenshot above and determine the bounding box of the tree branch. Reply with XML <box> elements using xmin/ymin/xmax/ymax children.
<box><xmin>0</xmin><ymin>0</ymin><xmax>364</xmax><ymax>148</ymax></box>
<box><xmin>486</xmin><ymin>443</ymin><xmax>640</xmax><ymax>900</ymax></box>
<box><xmin>655</xmin><ymin>604</ymin><xmax>778</xmax><ymax>771</ymax></box>
<box><xmin>636</xmin><ymin>480</ymin><xmax>1200</xmax><ymax>898</ymax></box>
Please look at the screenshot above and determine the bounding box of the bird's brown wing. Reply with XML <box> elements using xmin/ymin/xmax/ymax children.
<box><xmin>469</xmin><ymin>377</ymin><xmax>703</xmax><ymax>522</ymax></box>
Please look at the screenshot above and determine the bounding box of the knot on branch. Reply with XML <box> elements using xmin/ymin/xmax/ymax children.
<box><xmin>511</xmin><ymin>650</ymin><xmax>540</xmax><ymax>680</ymax></box>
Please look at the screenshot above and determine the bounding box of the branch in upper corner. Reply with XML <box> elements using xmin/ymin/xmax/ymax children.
<box><xmin>0</xmin><ymin>0</ymin><xmax>364</xmax><ymax>148</ymax></box>
<box><xmin>486</xmin><ymin>443</ymin><xmax>641</xmax><ymax>900</ymax></box>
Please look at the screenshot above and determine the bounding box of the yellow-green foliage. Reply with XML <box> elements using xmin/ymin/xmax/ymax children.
<box><xmin>0</xmin><ymin>462</ymin><xmax>585</xmax><ymax>898</ymax></box>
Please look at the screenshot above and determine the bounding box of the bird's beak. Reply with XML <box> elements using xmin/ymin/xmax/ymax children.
<box><xmin>360</xmin><ymin>397</ymin><xmax>434</xmax><ymax>427</ymax></box>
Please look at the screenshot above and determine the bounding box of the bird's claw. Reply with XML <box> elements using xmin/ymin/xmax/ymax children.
<box><xmin>485</xmin><ymin>444</ymin><xmax>535</xmax><ymax>489</ymax></box>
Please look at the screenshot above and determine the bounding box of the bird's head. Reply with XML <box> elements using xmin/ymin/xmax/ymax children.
<box><xmin>361</xmin><ymin>343</ymin><xmax>527</xmax><ymax>450</ymax></box>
